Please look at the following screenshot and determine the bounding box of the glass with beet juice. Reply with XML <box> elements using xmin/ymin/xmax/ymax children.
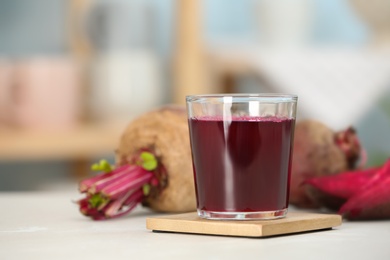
<box><xmin>186</xmin><ymin>94</ymin><xmax>297</xmax><ymax>220</ymax></box>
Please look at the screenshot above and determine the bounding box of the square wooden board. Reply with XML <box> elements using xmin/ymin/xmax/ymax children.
<box><xmin>146</xmin><ymin>211</ymin><xmax>342</xmax><ymax>238</ymax></box>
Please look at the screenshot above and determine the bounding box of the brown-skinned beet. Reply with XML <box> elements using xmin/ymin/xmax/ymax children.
<box><xmin>115</xmin><ymin>105</ymin><xmax>196</xmax><ymax>213</ymax></box>
<box><xmin>289</xmin><ymin>120</ymin><xmax>362</xmax><ymax>209</ymax></box>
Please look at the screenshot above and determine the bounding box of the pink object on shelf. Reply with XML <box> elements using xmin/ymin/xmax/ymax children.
<box><xmin>0</xmin><ymin>60</ymin><xmax>15</xmax><ymax>126</ymax></box>
<box><xmin>13</xmin><ymin>57</ymin><xmax>82</xmax><ymax>130</ymax></box>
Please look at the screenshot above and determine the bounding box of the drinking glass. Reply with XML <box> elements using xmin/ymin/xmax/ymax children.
<box><xmin>186</xmin><ymin>94</ymin><xmax>297</xmax><ymax>220</ymax></box>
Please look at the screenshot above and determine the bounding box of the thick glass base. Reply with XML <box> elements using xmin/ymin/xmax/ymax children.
<box><xmin>197</xmin><ymin>208</ymin><xmax>288</xmax><ymax>220</ymax></box>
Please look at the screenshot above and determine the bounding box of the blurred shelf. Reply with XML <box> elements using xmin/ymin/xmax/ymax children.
<box><xmin>0</xmin><ymin>121</ymin><xmax>128</xmax><ymax>162</ymax></box>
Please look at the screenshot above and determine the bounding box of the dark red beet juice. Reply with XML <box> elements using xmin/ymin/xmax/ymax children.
<box><xmin>189</xmin><ymin>116</ymin><xmax>295</xmax><ymax>212</ymax></box>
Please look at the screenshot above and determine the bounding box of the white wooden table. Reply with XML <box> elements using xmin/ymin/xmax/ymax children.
<box><xmin>0</xmin><ymin>190</ymin><xmax>389</xmax><ymax>260</ymax></box>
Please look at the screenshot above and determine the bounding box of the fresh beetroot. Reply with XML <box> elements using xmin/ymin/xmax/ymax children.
<box><xmin>77</xmin><ymin>105</ymin><xmax>196</xmax><ymax>220</ymax></box>
<box><xmin>289</xmin><ymin>120</ymin><xmax>363</xmax><ymax>208</ymax></box>
<box><xmin>115</xmin><ymin>105</ymin><xmax>195</xmax><ymax>213</ymax></box>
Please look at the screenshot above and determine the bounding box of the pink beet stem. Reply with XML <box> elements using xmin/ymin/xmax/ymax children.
<box><xmin>123</xmin><ymin>189</ymin><xmax>144</xmax><ymax>206</ymax></box>
<box><xmin>106</xmin><ymin>197</ymin><xmax>143</xmax><ymax>219</ymax></box>
<box><xmin>104</xmin><ymin>189</ymin><xmax>134</xmax><ymax>217</ymax></box>
<box><xmin>339</xmin><ymin>174</ymin><xmax>390</xmax><ymax>219</ymax></box>
<box><xmin>360</xmin><ymin>159</ymin><xmax>390</xmax><ymax>191</ymax></box>
<box><xmin>78</xmin><ymin>197</ymin><xmax>106</xmax><ymax>220</ymax></box>
<box><xmin>89</xmin><ymin>165</ymin><xmax>139</xmax><ymax>194</ymax></box>
<box><xmin>78</xmin><ymin>197</ymin><xmax>89</xmax><ymax>214</ymax></box>
<box><xmin>305</xmin><ymin>167</ymin><xmax>379</xmax><ymax>199</ymax></box>
<box><xmin>101</xmin><ymin>170</ymin><xmax>153</xmax><ymax>199</ymax></box>
<box><xmin>151</xmin><ymin>177</ymin><xmax>159</xmax><ymax>186</ymax></box>
<box><xmin>105</xmin><ymin>189</ymin><xmax>144</xmax><ymax>217</ymax></box>
<box><xmin>79</xmin><ymin>165</ymin><xmax>131</xmax><ymax>192</ymax></box>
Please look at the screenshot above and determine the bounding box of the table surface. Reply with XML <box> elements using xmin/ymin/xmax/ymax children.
<box><xmin>1</xmin><ymin>189</ymin><xmax>389</xmax><ymax>260</ymax></box>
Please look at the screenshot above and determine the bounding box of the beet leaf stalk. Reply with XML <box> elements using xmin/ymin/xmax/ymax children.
<box><xmin>77</xmin><ymin>152</ymin><xmax>160</xmax><ymax>220</ymax></box>
<box><xmin>304</xmin><ymin>159</ymin><xmax>390</xmax><ymax>220</ymax></box>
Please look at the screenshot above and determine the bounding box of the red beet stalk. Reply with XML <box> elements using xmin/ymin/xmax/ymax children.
<box><xmin>338</xmin><ymin>159</ymin><xmax>390</xmax><ymax>219</ymax></box>
<box><xmin>338</xmin><ymin>174</ymin><xmax>390</xmax><ymax>219</ymax></box>
<box><xmin>304</xmin><ymin>167</ymin><xmax>379</xmax><ymax>199</ymax></box>
<box><xmin>76</xmin><ymin>152</ymin><xmax>161</xmax><ymax>220</ymax></box>
<box><xmin>305</xmin><ymin>159</ymin><xmax>390</xmax><ymax>220</ymax></box>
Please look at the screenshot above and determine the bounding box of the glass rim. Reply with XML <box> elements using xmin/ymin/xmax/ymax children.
<box><xmin>186</xmin><ymin>93</ymin><xmax>298</xmax><ymax>103</ymax></box>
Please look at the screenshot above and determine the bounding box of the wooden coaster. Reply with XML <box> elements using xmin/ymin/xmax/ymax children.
<box><xmin>146</xmin><ymin>211</ymin><xmax>342</xmax><ymax>238</ymax></box>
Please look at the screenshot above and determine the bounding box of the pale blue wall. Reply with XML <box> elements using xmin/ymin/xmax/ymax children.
<box><xmin>311</xmin><ymin>0</ymin><xmax>368</xmax><ymax>45</ymax></box>
<box><xmin>0</xmin><ymin>0</ymin><xmax>369</xmax><ymax>56</ymax></box>
<box><xmin>0</xmin><ymin>0</ymin><xmax>67</xmax><ymax>56</ymax></box>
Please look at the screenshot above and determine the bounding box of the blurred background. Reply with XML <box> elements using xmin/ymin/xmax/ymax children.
<box><xmin>0</xmin><ymin>0</ymin><xmax>389</xmax><ymax>191</ymax></box>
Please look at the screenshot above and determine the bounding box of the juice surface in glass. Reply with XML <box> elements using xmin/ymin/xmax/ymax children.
<box><xmin>188</xmin><ymin>116</ymin><xmax>295</xmax><ymax>213</ymax></box>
